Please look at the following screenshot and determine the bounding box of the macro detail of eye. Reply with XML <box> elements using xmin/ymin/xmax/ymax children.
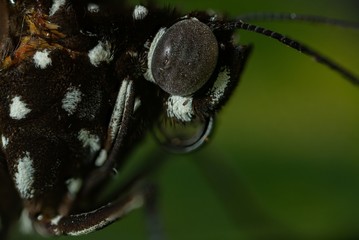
<box><xmin>0</xmin><ymin>0</ymin><xmax>358</xmax><ymax>239</ymax></box>
<box><xmin>150</xmin><ymin>18</ymin><xmax>219</xmax><ymax>96</ymax></box>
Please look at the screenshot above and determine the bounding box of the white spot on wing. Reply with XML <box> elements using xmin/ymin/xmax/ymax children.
<box><xmin>88</xmin><ymin>41</ymin><xmax>113</xmax><ymax>67</ymax></box>
<box><xmin>9</xmin><ymin>96</ymin><xmax>31</xmax><ymax>120</ymax></box>
<box><xmin>62</xmin><ymin>86</ymin><xmax>82</xmax><ymax>115</ymax></box>
<box><xmin>1</xmin><ymin>135</ymin><xmax>9</xmax><ymax>149</ymax></box>
<box><xmin>87</xmin><ymin>3</ymin><xmax>100</xmax><ymax>13</ymax></box>
<box><xmin>144</xmin><ymin>28</ymin><xmax>166</xmax><ymax>82</ymax></box>
<box><xmin>15</xmin><ymin>152</ymin><xmax>35</xmax><ymax>199</ymax></box>
<box><xmin>133</xmin><ymin>5</ymin><xmax>148</xmax><ymax>20</ymax></box>
<box><xmin>33</xmin><ymin>49</ymin><xmax>52</xmax><ymax>69</ymax></box>
<box><xmin>167</xmin><ymin>96</ymin><xmax>194</xmax><ymax>122</ymax></box>
<box><xmin>210</xmin><ymin>67</ymin><xmax>231</xmax><ymax>105</ymax></box>
<box><xmin>78</xmin><ymin>129</ymin><xmax>101</xmax><ymax>153</ymax></box>
<box><xmin>49</xmin><ymin>0</ymin><xmax>66</xmax><ymax>16</ymax></box>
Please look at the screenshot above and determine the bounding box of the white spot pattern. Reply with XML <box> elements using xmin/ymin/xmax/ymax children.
<box><xmin>62</xmin><ymin>86</ymin><xmax>83</xmax><ymax>115</ymax></box>
<box><xmin>88</xmin><ymin>41</ymin><xmax>113</xmax><ymax>67</ymax></box>
<box><xmin>15</xmin><ymin>152</ymin><xmax>35</xmax><ymax>199</ymax></box>
<box><xmin>49</xmin><ymin>0</ymin><xmax>66</xmax><ymax>16</ymax></box>
<box><xmin>1</xmin><ymin>135</ymin><xmax>9</xmax><ymax>149</ymax></box>
<box><xmin>210</xmin><ymin>67</ymin><xmax>231</xmax><ymax>105</ymax></box>
<box><xmin>9</xmin><ymin>96</ymin><xmax>31</xmax><ymax>120</ymax></box>
<box><xmin>167</xmin><ymin>96</ymin><xmax>194</xmax><ymax>122</ymax></box>
<box><xmin>78</xmin><ymin>129</ymin><xmax>101</xmax><ymax>153</ymax></box>
<box><xmin>133</xmin><ymin>5</ymin><xmax>148</xmax><ymax>20</ymax></box>
<box><xmin>33</xmin><ymin>49</ymin><xmax>52</xmax><ymax>69</ymax></box>
<box><xmin>87</xmin><ymin>3</ymin><xmax>100</xmax><ymax>13</ymax></box>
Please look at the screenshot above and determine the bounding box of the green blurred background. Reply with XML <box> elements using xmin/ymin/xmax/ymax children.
<box><xmin>12</xmin><ymin>0</ymin><xmax>359</xmax><ymax>239</ymax></box>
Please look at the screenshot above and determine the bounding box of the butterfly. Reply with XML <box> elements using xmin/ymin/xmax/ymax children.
<box><xmin>1</xmin><ymin>0</ymin><xmax>358</xmax><ymax>239</ymax></box>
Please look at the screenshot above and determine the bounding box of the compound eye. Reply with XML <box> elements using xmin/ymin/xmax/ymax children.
<box><xmin>151</xmin><ymin>19</ymin><xmax>219</xmax><ymax>96</ymax></box>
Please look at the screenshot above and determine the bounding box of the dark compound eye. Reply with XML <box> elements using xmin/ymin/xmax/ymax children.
<box><xmin>150</xmin><ymin>18</ymin><xmax>219</xmax><ymax>96</ymax></box>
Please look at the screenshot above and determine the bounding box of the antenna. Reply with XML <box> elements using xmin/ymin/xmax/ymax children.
<box><xmin>236</xmin><ymin>12</ymin><xmax>359</xmax><ymax>29</ymax></box>
<box><xmin>215</xmin><ymin>20</ymin><xmax>359</xmax><ymax>85</ymax></box>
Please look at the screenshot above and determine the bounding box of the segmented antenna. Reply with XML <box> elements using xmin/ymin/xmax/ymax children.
<box><xmin>237</xmin><ymin>13</ymin><xmax>359</xmax><ymax>29</ymax></box>
<box><xmin>217</xmin><ymin>20</ymin><xmax>359</xmax><ymax>85</ymax></box>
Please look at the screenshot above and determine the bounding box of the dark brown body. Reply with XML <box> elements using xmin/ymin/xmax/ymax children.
<box><xmin>0</xmin><ymin>0</ymin><xmax>249</xmax><ymax>237</ymax></box>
